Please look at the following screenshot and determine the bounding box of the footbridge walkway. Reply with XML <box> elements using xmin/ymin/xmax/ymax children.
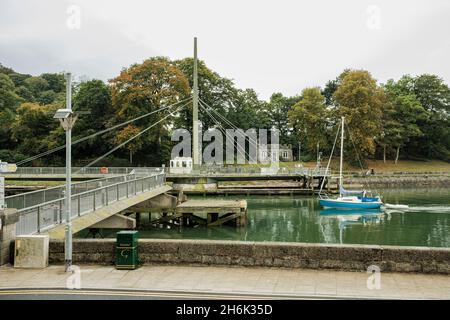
<box><xmin>4</xmin><ymin>169</ymin><xmax>170</xmax><ymax>238</ymax></box>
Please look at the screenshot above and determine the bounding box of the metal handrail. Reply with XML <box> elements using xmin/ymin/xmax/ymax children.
<box><xmin>3</xmin><ymin>167</ymin><xmax>163</xmax><ymax>175</ymax></box>
<box><xmin>5</xmin><ymin>174</ymin><xmax>136</xmax><ymax>210</ymax></box>
<box><xmin>5</xmin><ymin>167</ymin><xmax>165</xmax><ymax>211</ymax></box>
<box><xmin>14</xmin><ymin>173</ymin><xmax>161</xmax><ymax>212</ymax></box>
<box><xmin>6</xmin><ymin>174</ymin><xmax>129</xmax><ymax>198</ymax></box>
<box><xmin>169</xmin><ymin>166</ymin><xmax>333</xmax><ymax>177</ymax></box>
<box><xmin>15</xmin><ymin>172</ymin><xmax>166</xmax><ymax>235</ymax></box>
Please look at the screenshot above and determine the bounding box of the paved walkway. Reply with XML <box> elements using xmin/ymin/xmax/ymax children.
<box><xmin>0</xmin><ymin>264</ymin><xmax>449</xmax><ymax>299</ymax></box>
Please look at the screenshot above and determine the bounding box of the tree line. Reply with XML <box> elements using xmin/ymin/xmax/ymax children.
<box><xmin>0</xmin><ymin>58</ymin><xmax>449</xmax><ymax>167</ymax></box>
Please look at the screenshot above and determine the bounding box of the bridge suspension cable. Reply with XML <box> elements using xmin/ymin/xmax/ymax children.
<box><xmin>199</xmin><ymin>98</ymin><xmax>261</xmax><ymax>152</ymax></box>
<box><xmin>199</xmin><ymin>102</ymin><xmax>262</xmax><ymax>167</ymax></box>
<box><xmin>347</xmin><ymin>124</ymin><xmax>379</xmax><ymax>197</ymax></box>
<box><xmin>199</xmin><ymin>99</ymin><xmax>273</xmax><ymax>168</ymax></box>
<box><xmin>16</xmin><ymin>97</ymin><xmax>192</xmax><ymax>166</ymax></box>
<box><xmin>75</xmin><ymin>100</ymin><xmax>191</xmax><ymax>172</ymax></box>
<box><xmin>318</xmin><ymin>124</ymin><xmax>340</xmax><ymax>195</ymax></box>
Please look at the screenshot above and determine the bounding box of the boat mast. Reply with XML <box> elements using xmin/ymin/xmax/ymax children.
<box><xmin>339</xmin><ymin>116</ymin><xmax>344</xmax><ymax>196</ymax></box>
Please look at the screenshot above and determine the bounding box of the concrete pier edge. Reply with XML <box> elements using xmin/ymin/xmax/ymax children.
<box><xmin>48</xmin><ymin>239</ymin><xmax>450</xmax><ymax>274</ymax></box>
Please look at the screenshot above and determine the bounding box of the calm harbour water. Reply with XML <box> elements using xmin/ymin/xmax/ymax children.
<box><xmin>83</xmin><ymin>188</ymin><xmax>450</xmax><ymax>248</ymax></box>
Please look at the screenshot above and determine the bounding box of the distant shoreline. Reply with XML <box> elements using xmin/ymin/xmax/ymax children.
<box><xmin>346</xmin><ymin>174</ymin><xmax>450</xmax><ymax>188</ymax></box>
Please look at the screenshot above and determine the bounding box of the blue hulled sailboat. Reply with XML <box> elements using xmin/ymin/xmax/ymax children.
<box><xmin>319</xmin><ymin>117</ymin><xmax>383</xmax><ymax>210</ymax></box>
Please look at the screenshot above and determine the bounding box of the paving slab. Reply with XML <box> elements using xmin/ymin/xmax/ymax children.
<box><xmin>0</xmin><ymin>264</ymin><xmax>449</xmax><ymax>299</ymax></box>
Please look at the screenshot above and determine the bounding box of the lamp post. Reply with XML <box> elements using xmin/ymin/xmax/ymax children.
<box><xmin>53</xmin><ymin>73</ymin><xmax>77</xmax><ymax>272</ymax></box>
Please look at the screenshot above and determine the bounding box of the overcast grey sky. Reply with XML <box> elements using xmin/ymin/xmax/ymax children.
<box><xmin>1</xmin><ymin>0</ymin><xmax>449</xmax><ymax>100</ymax></box>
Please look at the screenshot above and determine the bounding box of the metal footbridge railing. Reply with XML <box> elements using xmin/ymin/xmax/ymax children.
<box><xmin>4</xmin><ymin>166</ymin><xmax>163</xmax><ymax>175</ymax></box>
<box><xmin>5</xmin><ymin>169</ymin><xmax>166</xmax><ymax>236</ymax></box>
<box><xmin>171</xmin><ymin>166</ymin><xmax>332</xmax><ymax>177</ymax></box>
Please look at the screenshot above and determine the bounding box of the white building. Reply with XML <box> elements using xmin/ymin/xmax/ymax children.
<box><xmin>258</xmin><ymin>144</ymin><xmax>293</xmax><ymax>163</ymax></box>
<box><xmin>169</xmin><ymin>157</ymin><xmax>193</xmax><ymax>174</ymax></box>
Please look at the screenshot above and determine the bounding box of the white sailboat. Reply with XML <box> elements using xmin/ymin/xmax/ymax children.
<box><xmin>319</xmin><ymin>117</ymin><xmax>383</xmax><ymax>209</ymax></box>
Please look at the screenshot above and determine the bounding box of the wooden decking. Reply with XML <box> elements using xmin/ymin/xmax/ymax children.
<box><xmin>45</xmin><ymin>185</ymin><xmax>172</xmax><ymax>239</ymax></box>
<box><xmin>144</xmin><ymin>199</ymin><xmax>248</xmax><ymax>228</ymax></box>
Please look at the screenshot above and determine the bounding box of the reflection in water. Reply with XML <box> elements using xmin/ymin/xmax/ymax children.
<box><xmin>76</xmin><ymin>188</ymin><xmax>450</xmax><ymax>247</ymax></box>
<box><xmin>319</xmin><ymin>209</ymin><xmax>386</xmax><ymax>244</ymax></box>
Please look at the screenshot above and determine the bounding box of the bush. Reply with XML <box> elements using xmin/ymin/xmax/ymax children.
<box><xmin>299</xmin><ymin>153</ymin><xmax>315</xmax><ymax>162</ymax></box>
<box><xmin>100</xmin><ymin>157</ymin><xmax>131</xmax><ymax>167</ymax></box>
<box><xmin>0</xmin><ymin>149</ymin><xmax>27</xmax><ymax>163</ymax></box>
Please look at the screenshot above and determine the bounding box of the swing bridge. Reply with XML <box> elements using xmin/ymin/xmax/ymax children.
<box><xmin>1</xmin><ymin>38</ymin><xmax>335</xmax><ymax>238</ymax></box>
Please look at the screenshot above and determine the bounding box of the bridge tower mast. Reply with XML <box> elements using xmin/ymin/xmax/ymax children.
<box><xmin>192</xmin><ymin>37</ymin><xmax>201</xmax><ymax>168</ymax></box>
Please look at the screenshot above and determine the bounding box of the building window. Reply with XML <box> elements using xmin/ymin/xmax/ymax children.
<box><xmin>283</xmin><ymin>151</ymin><xmax>288</xmax><ymax>158</ymax></box>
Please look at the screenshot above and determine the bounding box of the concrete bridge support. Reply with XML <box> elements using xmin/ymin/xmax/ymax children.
<box><xmin>0</xmin><ymin>209</ymin><xmax>19</xmax><ymax>265</ymax></box>
<box><xmin>126</xmin><ymin>192</ymin><xmax>185</xmax><ymax>230</ymax></box>
<box><xmin>90</xmin><ymin>214</ymin><xmax>136</xmax><ymax>229</ymax></box>
<box><xmin>129</xmin><ymin>193</ymin><xmax>181</xmax><ymax>212</ymax></box>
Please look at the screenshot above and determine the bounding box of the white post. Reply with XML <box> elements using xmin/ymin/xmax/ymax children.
<box><xmin>65</xmin><ymin>73</ymin><xmax>72</xmax><ymax>271</ymax></box>
<box><xmin>317</xmin><ymin>142</ymin><xmax>320</xmax><ymax>161</ymax></box>
<box><xmin>0</xmin><ymin>177</ymin><xmax>4</xmax><ymax>210</ymax></box>
<box><xmin>298</xmin><ymin>142</ymin><xmax>301</xmax><ymax>162</ymax></box>
<box><xmin>339</xmin><ymin>116</ymin><xmax>345</xmax><ymax>197</ymax></box>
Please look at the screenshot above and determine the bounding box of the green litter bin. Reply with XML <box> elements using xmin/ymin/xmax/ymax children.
<box><xmin>116</xmin><ymin>230</ymin><xmax>139</xmax><ymax>270</ymax></box>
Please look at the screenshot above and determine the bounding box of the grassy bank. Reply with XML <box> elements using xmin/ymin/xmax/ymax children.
<box><xmin>361</xmin><ymin>160</ymin><xmax>450</xmax><ymax>173</ymax></box>
<box><xmin>237</xmin><ymin>160</ymin><xmax>450</xmax><ymax>173</ymax></box>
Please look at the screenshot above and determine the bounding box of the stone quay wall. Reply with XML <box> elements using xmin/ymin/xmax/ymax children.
<box><xmin>346</xmin><ymin>174</ymin><xmax>450</xmax><ymax>188</ymax></box>
<box><xmin>49</xmin><ymin>239</ymin><xmax>450</xmax><ymax>274</ymax></box>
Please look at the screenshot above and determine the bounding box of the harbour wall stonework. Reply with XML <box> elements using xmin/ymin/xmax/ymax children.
<box><xmin>346</xmin><ymin>174</ymin><xmax>450</xmax><ymax>188</ymax></box>
<box><xmin>48</xmin><ymin>239</ymin><xmax>450</xmax><ymax>274</ymax></box>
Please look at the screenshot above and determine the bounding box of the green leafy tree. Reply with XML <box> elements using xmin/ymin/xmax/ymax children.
<box><xmin>322</xmin><ymin>79</ymin><xmax>339</xmax><ymax>106</ymax></box>
<box><xmin>333</xmin><ymin>69</ymin><xmax>385</xmax><ymax>164</ymax></box>
<box><xmin>0</xmin><ymin>107</ymin><xmax>16</xmax><ymax>149</ymax></box>
<box><xmin>15</xmin><ymin>85</ymin><xmax>34</xmax><ymax>102</ymax></box>
<box><xmin>0</xmin><ymin>73</ymin><xmax>21</xmax><ymax>110</ymax></box>
<box><xmin>175</xmin><ymin>58</ymin><xmax>237</xmax><ymax>131</ymax></box>
<box><xmin>41</xmin><ymin>73</ymin><xmax>65</xmax><ymax>93</ymax></box>
<box><xmin>71</xmin><ymin>79</ymin><xmax>114</xmax><ymax>163</ymax></box>
<box><xmin>288</xmin><ymin>88</ymin><xmax>328</xmax><ymax>157</ymax></box>
<box><xmin>379</xmin><ymin>79</ymin><xmax>426</xmax><ymax>163</ymax></box>
<box><xmin>409</xmin><ymin>74</ymin><xmax>450</xmax><ymax>160</ymax></box>
<box><xmin>377</xmin><ymin>99</ymin><xmax>399</xmax><ymax>163</ymax></box>
<box><xmin>109</xmin><ymin>57</ymin><xmax>190</xmax><ymax>165</ymax></box>
<box><xmin>0</xmin><ymin>73</ymin><xmax>21</xmax><ymax>148</ymax></box>
<box><xmin>9</xmin><ymin>73</ymin><xmax>32</xmax><ymax>88</ymax></box>
<box><xmin>11</xmin><ymin>102</ymin><xmax>60</xmax><ymax>158</ymax></box>
<box><xmin>24</xmin><ymin>76</ymin><xmax>49</xmax><ymax>99</ymax></box>
<box><xmin>226</xmin><ymin>89</ymin><xmax>270</xmax><ymax>130</ymax></box>
<box><xmin>322</xmin><ymin>69</ymin><xmax>351</xmax><ymax>106</ymax></box>
<box><xmin>266</xmin><ymin>93</ymin><xmax>301</xmax><ymax>146</ymax></box>
<box><xmin>38</xmin><ymin>90</ymin><xmax>57</xmax><ymax>105</ymax></box>
<box><xmin>115</xmin><ymin>124</ymin><xmax>143</xmax><ymax>164</ymax></box>
<box><xmin>0</xmin><ymin>64</ymin><xmax>14</xmax><ymax>74</ymax></box>
<box><xmin>0</xmin><ymin>149</ymin><xmax>27</xmax><ymax>163</ymax></box>
<box><xmin>16</xmin><ymin>74</ymin><xmax>64</xmax><ymax>105</ymax></box>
